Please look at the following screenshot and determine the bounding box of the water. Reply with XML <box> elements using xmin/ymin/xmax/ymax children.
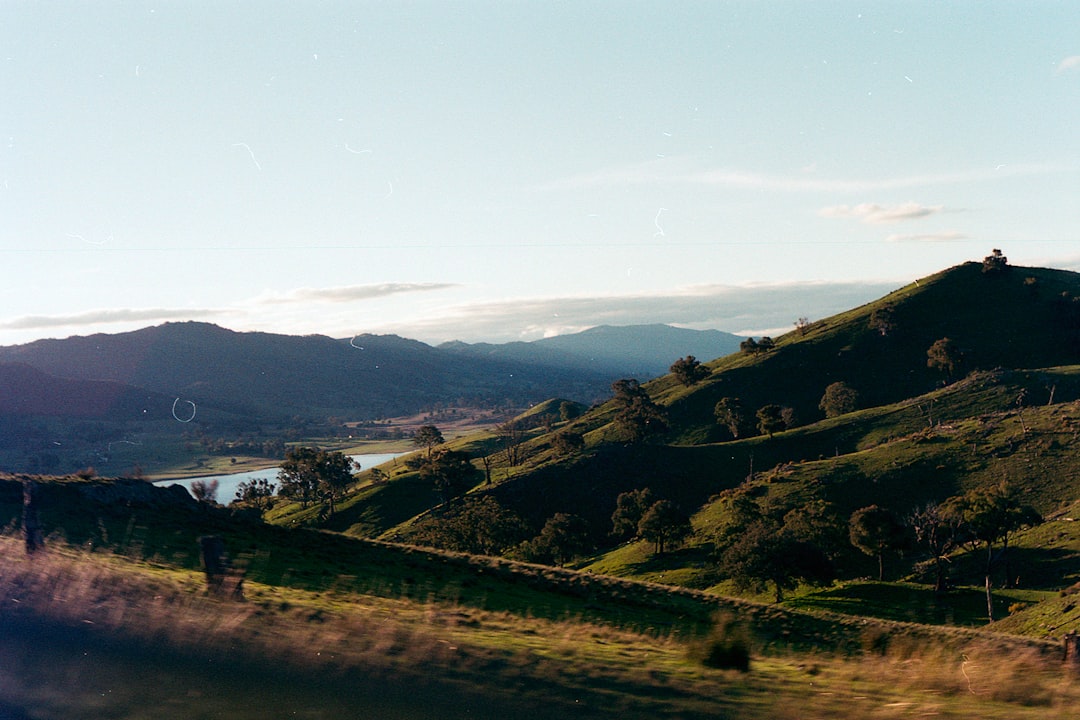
<box><xmin>153</xmin><ymin>452</ymin><xmax>407</xmax><ymax>504</ymax></box>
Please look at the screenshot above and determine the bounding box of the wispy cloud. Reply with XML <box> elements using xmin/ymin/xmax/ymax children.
<box><xmin>0</xmin><ymin>307</ymin><xmax>223</xmax><ymax>331</ymax></box>
<box><xmin>377</xmin><ymin>281</ymin><xmax>903</xmax><ymax>344</ymax></box>
<box><xmin>1057</xmin><ymin>55</ymin><xmax>1080</xmax><ymax>73</ymax></box>
<box><xmin>819</xmin><ymin>202</ymin><xmax>945</xmax><ymax>224</ymax></box>
<box><xmin>541</xmin><ymin>158</ymin><xmax>1064</xmax><ymax>194</ymax></box>
<box><xmin>255</xmin><ymin>282</ymin><xmax>459</xmax><ymax>306</ymax></box>
<box><xmin>885</xmin><ymin>231</ymin><xmax>968</xmax><ymax>243</ymax></box>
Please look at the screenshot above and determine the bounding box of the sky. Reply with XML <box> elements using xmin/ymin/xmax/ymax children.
<box><xmin>2</xmin><ymin>1</ymin><xmax>1078</xmax><ymax>347</ymax></box>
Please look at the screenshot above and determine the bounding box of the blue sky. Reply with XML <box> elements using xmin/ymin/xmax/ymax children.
<box><xmin>2</xmin><ymin>1</ymin><xmax>1078</xmax><ymax>346</ymax></box>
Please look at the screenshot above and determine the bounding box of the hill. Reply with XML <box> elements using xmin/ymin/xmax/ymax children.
<box><xmin>286</xmin><ymin>259</ymin><xmax>1080</xmax><ymax>618</ymax></box>
<box><xmin>3</xmin><ymin>472</ymin><xmax>1076</xmax><ymax>719</ymax></box>
<box><xmin>0</xmin><ymin>322</ymin><xmax>613</xmax><ymax>422</ymax></box>
<box><xmin>441</xmin><ymin>324</ymin><xmax>744</xmax><ymax>379</ymax></box>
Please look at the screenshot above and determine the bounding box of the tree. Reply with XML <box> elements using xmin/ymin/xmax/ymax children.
<box><xmin>670</xmin><ymin>355</ymin><xmax>710</xmax><ymax>386</ymax></box>
<box><xmin>368</xmin><ymin>467</ymin><xmax>390</xmax><ymax>485</ymax></box>
<box><xmin>190</xmin><ymin>479</ymin><xmax>219</xmax><ymax>504</ymax></box>
<box><xmin>739</xmin><ymin>337</ymin><xmax>759</xmax><ymax>354</ymax></box>
<box><xmin>755</xmin><ymin>404</ymin><xmax>785</xmax><ymax>438</ymax></box>
<box><xmin>927</xmin><ymin>337</ymin><xmax>963</xmax><ymax>382</ymax></box>
<box><xmin>234</xmin><ymin>477</ymin><xmax>275</xmax><ymax>509</ymax></box>
<box><xmin>610</xmin><ymin>379</ymin><xmax>668</xmax><ymax>443</ymax></box>
<box><xmin>496</xmin><ymin>421</ymin><xmax>526</xmax><ymax>467</ymax></box>
<box><xmin>610</xmin><ymin>487</ymin><xmax>654</xmax><ymax>541</ymax></box>
<box><xmin>559</xmin><ymin>401</ymin><xmax>583</xmax><ymax>422</ymax></box>
<box><xmin>943</xmin><ymin>484</ymin><xmax>1040</xmax><ymax>620</ymax></box>
<box><xmin>638</xmin><ymin>500</ymin><xmax>692</xmax><ymax>555</ymax></box>
<box><xmin>795</xmin><ymin>317</ymin><xmax>811</xmax><ymax>336</ymax></box>
<box><xmin>714</xmin><ymin>397</ymin><xmax>748</xmax><ymax>439</ymax></box>
<box><xmin>420</xmin><ymin>448</ymin><xmax>481</xmax><ymax>502</ymax></box>
<box><xmin>409</xmin><ymin>496</ymin><xmax>528</xmax><ymax>555</ymax></box>
<box><xmin>277</xmin><ymin>447</ymin><xmax>357</xmax><ymax>514</ymax></box>
<box><xmin>551</xmin><ymin>430</ymin><xmax>585</xmax><ymax>456</ymax></box>
<box><xmin>719</xmin><ymin>519</ymin><xmax>834</xmax><ymax>603</ymax></box>
<box><xmin>909</xmin><ymin>502</ymin><xmax>963</xmax><ymax>593</ymax></box>
<box><xmin>982</xmin><ymin>248</ymin><xmax>1009</xmax><ymax>274</ymax></box>
<box><xmin>314</xmin><ymin>449</ymin><xmax>357</xmax><ymax>515</ymax></box>
<box><xmin>526</xmin><ymin>513</ymin><xmax>591</xmax><ymax>566</ymax></box>
<box><xmin>849</xmin><ymin>505</ymin><xmax>909</xmax><ymax>581</ymax></box>
<box><xmin>868</xmin><ymin>305</ymin><xmax>896</xmax><ymax>337</ymax></box>
<box><xmin>819</xmin><ymin>381</ymin><xmax>859</xmax><ymax>418</ymax></box>
<box><xmin>412</xmin><ymin>425</ymin><xmax>445</xmax><ymax>458</ymax></box>
<box><xmin>278</xmin><ymin>447</ymin><xmax>320</xmax><ymax>507</ymax></box>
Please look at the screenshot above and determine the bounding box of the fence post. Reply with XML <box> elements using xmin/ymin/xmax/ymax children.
<box><xmin>1065</xmin><ymin>631</ymin><xmax>1080</xmax><ymax>668</ymax></box>
<box><xmin>22</xmin><ymin>479</ymin><xmax>44</xmax><ymax>554</ymax></box>
<box><xmin>198</xmin><ymin>535</ymin><xmax>244</xmax><ymax>599</ymax></box>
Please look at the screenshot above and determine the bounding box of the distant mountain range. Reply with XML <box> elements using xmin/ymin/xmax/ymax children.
<box><xmin>439</xmin><ymin>324</ymin><xmax>743</xmax><ymax>379</ymax></box>
<box><xmin>0</xmin><ymin>322</ymin><xmax>744</xmax><ymax>428</ymax></box>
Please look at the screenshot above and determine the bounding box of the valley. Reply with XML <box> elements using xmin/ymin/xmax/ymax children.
<box><xmin>4</xmin><ymin>257</ymin><xmax>1080</xmax><ymax>718</ymax></box>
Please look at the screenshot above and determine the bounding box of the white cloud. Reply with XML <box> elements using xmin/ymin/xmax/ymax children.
<box><xmin>542</xmin><ymin>158</ymin><xmax>1065</xmax><ymax>194</ymax></box>
<box><xmin>1057</xmin><ymin>55</ymin><xmax>1080</xmax><ymax>73</ymax></box>
<box><xmin>376</xmin><ymin>281</ymin><xmax>903</xmax><ymax>344</ymax></box>
<box><xmin>884</xmin><ymin>231</ymin><xmax>968</xmax><ymax>243</ymax></box>
<box><xmin>0</xmin><ymin>307</ymin><xmax>223</xmax><ymax>331</ymax></box>
<box><xmin>819</xmin><ymin>202</ymin><xmax>945</xmax><ymax>224</ymax></box>
<box><xmin>255</xmin><ymin>282</ymin><xmax>459</xmax><ymax>305</ymax></box>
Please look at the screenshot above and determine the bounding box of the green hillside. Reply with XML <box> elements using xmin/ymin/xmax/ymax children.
<box><xmin>269</xmin><ymin>259</ymin><xmax>1080</xmax><ymax>628</ymax></box>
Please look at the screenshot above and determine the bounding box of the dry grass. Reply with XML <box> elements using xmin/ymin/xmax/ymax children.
<box><xmin>4</xmin><ymin>534</ymin><xmax>1080</xmax><ymax>719</ymax></box>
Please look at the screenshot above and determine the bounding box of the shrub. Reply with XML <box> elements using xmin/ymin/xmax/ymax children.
<box><xmin>693</xmin><ymin>613</ymin><xmax>752</xmax><ymax>672</ymax></box>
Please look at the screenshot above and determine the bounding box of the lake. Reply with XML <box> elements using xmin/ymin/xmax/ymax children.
<box><xmin>153</xmin><ymin>452</ymin><xmax>408</xmax><ymax>504</ymax></box>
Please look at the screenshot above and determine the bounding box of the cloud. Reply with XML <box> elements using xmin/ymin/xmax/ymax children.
<box><xmin>376</xmin><ymin>281</ymin><xmax>903</xmax><ymax>344</ymax></box>
<box><xmin>819</xmin><ymin>202</ymin><xmax>945</xmax><ymax>224</ymax></box>
<box><xmin>0</xmin><ymin>307</ymin><xmax>224</xmax><ymax>331</ymax></box>
<box><xmin>1057</xmin><ymin>55</ymin><xmax>1080</xmax><ymax>73</ymax></box>
<box><xmin>256</xmin><ymin>282</ymin><xmax>459</xmax><ymax>305</ymax></box>
<box><xmin>541</xmin><ymin>158</ymin><xmax>1065</xmax><ymax>194</ymax></box>
<box><xmin>884</xmin><ymin>231</ymin><xmax>968</xmax><ymax>243</ymax></box>
<box><xmin>540</xmin><ymin>158</ymin><xmax>1062</xmax><ymax>195</ymax></box>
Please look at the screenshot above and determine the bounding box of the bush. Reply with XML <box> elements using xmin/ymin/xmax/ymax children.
<box><xmin>693</xmin><ymin>613</ymin><xmax>752</xmax><ymax>672</ymax></box>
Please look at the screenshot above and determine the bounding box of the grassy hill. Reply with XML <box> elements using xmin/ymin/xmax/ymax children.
<box><xmin>4</xmin><ymin>472</ymin><xmax>1080</xmax><ymax>719</ymax></box>
<box><xmin>9</xmin><ymin>257</ymin><xmax>1080</xmax><ymax>718</ymax></box>
<box><xmin>274</xmin><ymin>259</ymin><xmax>1080</xmax><ymax>613</ymax></box>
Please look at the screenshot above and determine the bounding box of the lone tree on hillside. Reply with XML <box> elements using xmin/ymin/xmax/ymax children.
<box><xmin>909</xmin><ymin>502</ymin><xmax>963</xmax><ymax>594</ymax></box>
<box><xmin>277</xmin><ymin>447</ymin><xmax>356</xmax><ymax>515</ymax></box>
<box><xmin>868</xmin><ymin>304</ymin><xmax>896</xmax><ymax>337</ymax></box>
<box><xmin>819</xmin><ymin>381</ymin><xmax>860</xmax><ymax>418</ymax></box>
<box><xmin>849</xmin><ymin>505</ymin><xmax>909</xmax><ymax>581</ymax></box>
<box><xmin>755</xmin><ymin>404</ymin><xmax>786</xmax><ymax>438</ymax></box>
<box><xmin>526</xmin><ymin>513</ymin><xmax>591</xmax><ymax>566</ymax></box>
<box><xmin>235</xmin><ymin>478</ymin><xmax>275</xmax><ymax>509</ymax></box>
<box><xmin>610</xmin><ymin>487</ymin><xmax>654</xmax><ymax>541</ymax></box>
<box><xmin>943</xmin><ymin>484</ymin><xmax>1040</xmax><ymax>620</ymax></box>
<box><xmin>670</xmin><ymin>355</ymin><xmax>711</xmax><ymax>386</ymax></box>
<box><xmin>740</xmin><ymin>337</ymin><xmax>775</xmax><ymax>355</ymax></box>
<box><xmin>714</xmin><ymin>397</ymin><xmax>749</xmax><ymax>439</ymax></box>
<box><xmin>413</xmin><ymin>425</ymin><xmax>445</xmax><ymax>458</ymax></box>
<box><xmin>496</xmin><ymin>420</ymin><xmax>527</xmax><ymax>467</ymax></box>
<box><xmin>719</xmin><ymin>518</ymin><xmax>834</xmax><ymax>603</ymax></box>
<box><xmin>927</xmin><ymin>337</ymin><xmax>963</xmax><ymax>382</ymax></box>
<box><xmin>551</xmin><ymin>430</ymin><xmax>585</xmax><ymax>457</ymax></box>
<box><xmin>637</xmin><ymin>500</ymin><xmax>692</xmax><ymax>556</ymax></box>
<box><xmin>610</xmin><ymin>378</ymin><xmax>668</xmax><ymax>443</ymax></box>
<box><xmin>982</xmin><ymin>248</ymin><xmax>1009</xmax><ymax>274</ymax></box>
<box><xmin>421</xmin><ymin>448</ymin><xmax>481</xmax><ymax>502</ymax></box>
